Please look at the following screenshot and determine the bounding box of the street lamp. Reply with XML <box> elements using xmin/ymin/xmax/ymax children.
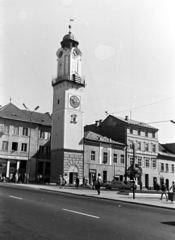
<box><xmin>23</xmin><ymin>103</ymin><xmax>39</xmax><ymax>183</ymax></box>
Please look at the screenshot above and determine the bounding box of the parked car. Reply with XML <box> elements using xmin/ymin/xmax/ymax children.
<box><xmin>104</xmin><ymin>180</ymin><xmax>137</xmax><ymax>190</ymax></box>
<box><xmin>100</xmin><ymin>180</ymin><xmax>110</xmax><ymax>187</ymax></box>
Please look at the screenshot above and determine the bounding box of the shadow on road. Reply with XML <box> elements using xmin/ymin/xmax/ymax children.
<box><xmin>161</xmin><ymin>221</ymin><xmax>175</xmax><ymax>227</ymax></box>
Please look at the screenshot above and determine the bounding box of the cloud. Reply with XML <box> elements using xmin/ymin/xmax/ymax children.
<box><xmin>94</xmin><ymin>45</ymin><xmax>116</xmax><ymax>60</ymax></box>
<box><xmin>19</xmin><ymin>11</ymin><xmax>27</xmax><ymax>20</ymax></box>
<box><xmin>60</xmin><ymin>0</ymin><xmax>74</xmax><ymax>6</ymax></box>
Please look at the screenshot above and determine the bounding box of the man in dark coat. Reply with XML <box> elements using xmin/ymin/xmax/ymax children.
<box><xmin>76</xmin><ymin>176</ymin><xmax>80</xmax><ymax>189</ymax></box>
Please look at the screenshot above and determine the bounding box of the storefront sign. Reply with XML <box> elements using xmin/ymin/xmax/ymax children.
<box><xmin>0</xmin><ymin>155</ymin><xmax>28</xmax><ymax>160</ymax></box>
<box><xmin>89</xmin><ymin>169</ymin><xmax>96</xmax><ymax>173</ymax></box>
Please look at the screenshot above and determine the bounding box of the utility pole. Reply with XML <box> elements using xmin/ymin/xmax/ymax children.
<box><xmin>132</xmin><ymin>142</ymin><xmax>136</xmax><ymax>199</ymax></box>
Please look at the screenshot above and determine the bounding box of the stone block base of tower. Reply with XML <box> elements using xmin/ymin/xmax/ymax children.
<box><xmin>50</xmin><ymin>149</ymin><xmax>84</xmax><ymax>184</ymax></box>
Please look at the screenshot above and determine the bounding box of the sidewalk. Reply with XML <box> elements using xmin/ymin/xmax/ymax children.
<box><xmin>2</xmin><ymin>182</ymin><xmax>175</xmax><ymax>210</ymax></box>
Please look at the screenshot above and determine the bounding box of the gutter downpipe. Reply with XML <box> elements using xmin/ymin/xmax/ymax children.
<box><xmin>124</xmin><ymin>124</ymin><xmax>128</xmax><ymax>182</ymax></box>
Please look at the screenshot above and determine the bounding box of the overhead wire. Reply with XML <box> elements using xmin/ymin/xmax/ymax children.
<box><xmin>85</xmin><ymin>95</ymin><xmax>175</xmax><ymax>125</ymax></box>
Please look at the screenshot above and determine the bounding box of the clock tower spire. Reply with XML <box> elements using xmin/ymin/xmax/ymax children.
<box><xmin>51</xmin><ymin>24</ymin><xmax>85</xmax><ymax>184</ymax></box>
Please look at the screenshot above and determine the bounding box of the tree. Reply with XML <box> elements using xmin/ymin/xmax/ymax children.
<box><xmin>125</xmin><ymin>164</ymin><xmax>142</xmax><ymax>179</ymax></box>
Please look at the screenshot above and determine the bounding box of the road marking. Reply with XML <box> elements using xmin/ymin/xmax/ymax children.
<box><xmin>9</xmin><ymin>196</ymin><xmax>23</xmax><ymax>200</ymax></box>
<box><xmin>62</xmin><ymin>208</ymin><xmax>100</xmax><ymax>219</ymax></box>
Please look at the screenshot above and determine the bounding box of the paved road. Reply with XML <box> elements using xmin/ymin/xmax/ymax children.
<box><xmin>0</xmin><ymin>185</ymin><xmax>175</xmax><ymax>240</ymax></box>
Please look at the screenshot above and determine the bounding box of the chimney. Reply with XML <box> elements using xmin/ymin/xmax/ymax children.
<box><xmin>125</xmin><ymin>116</ymin><xmax>128</xmax><ymax>121</ymax></box>
<box><xmin>96</xmin><ymin>120</ymin><xmax>99</xmax><ymax>127</ymax></box>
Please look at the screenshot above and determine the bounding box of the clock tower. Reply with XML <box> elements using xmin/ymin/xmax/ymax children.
<box><xmin>51</xmin><ymin>24</ymin><xmax>85</xmax><ymax>184</ymax></box>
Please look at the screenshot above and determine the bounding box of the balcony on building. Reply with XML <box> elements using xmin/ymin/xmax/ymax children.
<box><xmin>52</xmin><ymin>74</ymin><xmax>86</xmax><ymax>87</ymax></box>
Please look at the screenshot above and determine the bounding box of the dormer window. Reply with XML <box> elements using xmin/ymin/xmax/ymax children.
<box><xmin>71</xmin><ymin>114</ymin><xmax>77</xmax><ymax>123</ymax></box>
<box><xmin>145</xmin><ymin>130</ymin><xmax>148</xmax><ymax>137</ymax></box>
<box><xmin>138</xmin><ymin>129</ymin><xmax>140</xmax><ymax>135</ymax></box>
<box><xmin>130</xmin><ymin>127</ymin><xmax>133</xmax><ymax>134</ymax></box>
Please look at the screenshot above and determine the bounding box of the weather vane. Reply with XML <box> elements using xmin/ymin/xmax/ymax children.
<box><xmin>69</xmin><ymin>19</ymin><xmax>74</xmax><ymax>34</ymax></box>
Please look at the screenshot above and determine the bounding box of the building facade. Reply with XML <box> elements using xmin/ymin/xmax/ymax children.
<box><xmin>84</xmin><ymin>131</ymin><xmax>125</xmax><ymax>184</ymax></box>
<box><xmin>157</xmin><ymin>143</ymin><xmax>175</xmax><ymax>190</ymax></box>
<box><xmin>85</xmin><ymin>115</ymin><xmax>161</xmax><ymax>189</ymax></box>
<box><xmin>0</xmin><ymin>103</ymin><xmax>51</xmax><ymax>182</ymax></box>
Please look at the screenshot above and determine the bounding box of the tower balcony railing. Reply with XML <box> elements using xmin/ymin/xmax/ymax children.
<box><xmin>52</xmin><ymin>74</ymin><xmax>86</xmax><ymax>86</ymax></box>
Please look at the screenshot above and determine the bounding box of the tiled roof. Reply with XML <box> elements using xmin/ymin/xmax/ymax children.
<box><xmin>84</xmin><ymin>131</ymin><xmax>125</xmax><ymax>146</ymax></box>
<box><xmin>0</xmin><ymin>103</ymin><xmax>52</xmax><ymax>126</ymax></box>
<box><xmin>22</xmin><ymin>110</ymin><xmax>52</xmax><ymax>125</ymax></box>
<box><xmin>158</xmin><ymin>143</ymin><xmax>175</xmax><ymax>158</ymax></box>
<box><xmin>162</xmin><ymin>143</ymin><xmax>175</xmax><ymax>154</ymax></box>
<box><xmin>111</xmin><ymin>115</ymin><xmax>158</xmax><ymax>130</ymax></box>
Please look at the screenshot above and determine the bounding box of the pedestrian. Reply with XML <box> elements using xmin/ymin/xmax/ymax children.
<box><xmin>62</xmin><ymin>178</ymin><xmax>66</xmax><ymax>188</ymax></box>
<box><xmin>83</xmin><ymin>177</ymin><xmax>85</xmax><ymax>186</ymax></box>
<box><xmin>92</xmin><ymin>176</ymin><xmax>96</xmax><ymax>189</ymax></box>
<box><xmin>15</xmin><ymin>172</ymin><xmax>19</xmax><ymax>183</ymax></box>
<box><xmin>167</xmin><ymin>182</ymin><xmax>175</xmax><ymax>203</ymax></box>
<box><xmin>156</xmin><ymin>182</ymin><xmax>160</xmax><ymax>192</ymax></box>
<box><xmin>59</xmin><ymin>175</ymin><xmax>63</xmax><ymax>188</ymax></box>
<box><xmin>36</xmin><ymin>175</ymin><xmax>40</xmax><ymax>184</ymax></box>
<box><xmin>39</xmin><ymin>175</ymin><xmax>43</xmax><ymax>184</ymax></box>
<box><xmin>24</xmin><ymin>173</ymin><xmax>27</xmax><ymax>183</ymax></box>
<box><xmin>159</xmin><ymin>182</ymin><xmax>168</xmax><ymax>200</ymax></box>
<box><xmin>75</xmin><ymin>176</ymin><xmax>80</xmax><ymax>189</ymax></box>
<box><xmin>95</xmin><ymin>173</ymin><xmax>102</xmax><ymax>195</ymax></box>
<box><xmin>139</xmin><ymin>181</ymin><xmax>142</xmax><ymax>191</ymax></box>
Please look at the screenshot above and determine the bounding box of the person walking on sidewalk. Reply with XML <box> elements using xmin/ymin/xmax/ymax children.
<box><xmin>75</xmin><ymin>176</ymin><xmax>80</xmax><ymax>189</ymax></box>
<box><xmin>167</xmin><ymin>182</ymin><xmax>175</xmax><ymax>203</ymax></box>
<box><xmin>139</xmin><ymin>181</ymin><xmax>143</xmax><ymax>191</ymax></box>
<box><xmin>156</xmin><ymin>182</ymin><xmax>160</xmax><ymax>192</ymax></box>
<box><xmin>15</xmin><ymin>172</ymin><xmax>19</xmax><ymax>183</ymax></box>
<box><xmin>95</xmin><ymin>173</ymin><xmax>102</xmax><ymax>195</ymax></box>
<box><xmin>62</xmin><ymin>178</ymin><xmax>67</xmax><ymax>188</ymax></box>
<box><xmin>59</xmin><ymin>175</ymin><xmax>63</xmax><ymax>188</ymax></box>
<box><xmin>159</xmin><ymin>182</ymin><xmax>168</xmax><ymax>200</ymax></box>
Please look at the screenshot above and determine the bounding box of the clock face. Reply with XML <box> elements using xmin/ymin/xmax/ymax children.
<box><xmin>70</xmin><ymin>95</ymin><xmax>80</xmax><ymax>108</ymax></box>
<box><xmin>59</xmin><ymin>51</ymin><xmax>63</xmax><ymax>58</ymax></box>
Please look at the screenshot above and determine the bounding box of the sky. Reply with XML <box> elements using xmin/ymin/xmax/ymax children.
<box><xmin>0</xmin><ymin>0</ymin><xmax>175</xmax><ymax>144</ymax></box>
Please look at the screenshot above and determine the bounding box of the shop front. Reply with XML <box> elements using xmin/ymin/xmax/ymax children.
<box><xmin>0</xmin><ymin>155</ymin><xmax>27</xmax><ymax>180</ymax></box>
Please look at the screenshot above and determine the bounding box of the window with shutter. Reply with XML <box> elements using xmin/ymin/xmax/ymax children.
<box><xmin>4</xmin><ymin>125</ymin><xmax>10</xmax><ymax>134</ymax></box>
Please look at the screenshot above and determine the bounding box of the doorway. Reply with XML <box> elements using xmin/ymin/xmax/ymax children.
<box><xmin>160</xmin><ymin>178</ymin><xmax>164</xmax><ymax>189</ymax></box>
<box><xmin>145</xmin><ymin>174</ymin><xmax>149</xmax><ymax>189</ymax></box>
<box><xmin>153</xmin><ymin>177</ymin><xmax>157</xmax><ymax>190</ymax></box>
<box><xmin>103</xmin><ymin>171</ymin><xmax>107</xmax><ymax>183</ymax></box>
<box><xmin>89</xmin><ymin>170</ymin><xmax>96</xmax><ymax>185</ymax></box>
<box><xmin>120</xmin><ymin>175</ymin><xmax>123</xmax><ymax>181</ymax></box>
<box><xmin>69</xmin><ymin>172</ymin><xmax>78</xmax><ymax>184</ymax></box>
<box><xmin>166</xmin><ymin>179</ymin><xmax>169</xmax><ymax>190</ymax></box>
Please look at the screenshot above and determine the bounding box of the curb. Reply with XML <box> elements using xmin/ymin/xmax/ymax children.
<box><xmin>39</xmin><ymin>188</ymin><xmax>175</xmax><ymax>211</ymax></box>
